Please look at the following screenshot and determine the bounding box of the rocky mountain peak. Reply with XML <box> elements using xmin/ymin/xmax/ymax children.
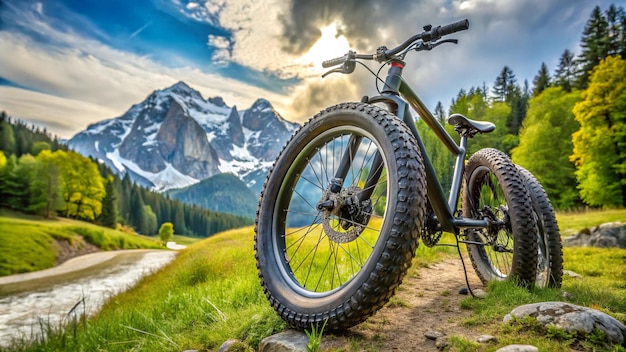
<box><xmin>161</xmin><ymin>81</ymin><xmax>198</xmax><ymax>97</ymax></box>
<box><xmin>68</xmin><ymin>81</ymin><xmax>301</xmax><ymax>193</ymax></box>
<box><xmin>208</xmin><ymin>96</ymin><xmax>227</xmax><ymax>107</ymax></box>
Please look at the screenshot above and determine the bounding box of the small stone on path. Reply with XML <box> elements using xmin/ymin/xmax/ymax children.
<box><xmin>472</xmin><ymin>288</ymin><xmax>488</xmax><ymax>298</ymax></box>
<box><xmin>424</xmin><ymin>330</ymin><xmax>445</xmax><ymax>340</ymax></box>
<box><xmin>476</xmin><ymin>334</ymin><xmax>497</xmax><ymax>343</ymax></box>
<box><xmin>458</xmin><ymin>287</ymin><xmax>469</xmax><ymax>295</ymax></box>
<box><xmin>563</xmin><ymin>270</ymin><xmax>582</xmax><ymax>278</ymax></box>
<box><xmin>435</xmin><ymin>336</ymin><xmax>448</xmax><ymax>350</ymax></box>
<box><xmin>495</xmin><ymin>345</ymin><xmax>538</xmax><ymax>352</ymax></box>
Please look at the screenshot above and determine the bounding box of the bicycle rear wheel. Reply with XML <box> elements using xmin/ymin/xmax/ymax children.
<box><xmin>462</xmin><ymin>148</ymin><xmax>538</xmax><ymax>286</ymax></box>
<box><xmin>516</xmin><ymin>166</ymin><xmax>563</xmax><ymax>288</ymax></box>
<box><xmin>255</xmin><ymin>102</ymin><xmax>426</xmax><ymax>330</ymax></box>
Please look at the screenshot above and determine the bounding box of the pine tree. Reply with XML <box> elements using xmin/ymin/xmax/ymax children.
<box><xmin>577</xmin><ymin>6</ymin><xmax>610</xmax><ymax>89</ymax></box>
<box><xmin>129</xmin><ymin>187</ymin><xmax>147</xmax><ymax>232</ymax></box>
<box><xmin>434</xmin><ymin>101</ymin><xmax>446</xmax><ymax>123</ymax></box>
<box><xmin>100</xmin><ymin>176</ymin><xmax>118</xmax><ymax>228</ymax></box>
<box><xmin>554</xmin><ymin>49</ymin><xmax>577</xmax><ymax>92</ymax></box>
<box><xmin>606</xmin><ymin>4</ymin><xmax>625</xmax><ymax>57</ymax></box>
<box><xmin>532</xmin><ymin>62</ymin><xmax>551</xmax><ymax>96</ymax></box>
<box><xmin>492</xmin><ymin>66</ymin><xmax>518</xmax><ymax>103</ymax></box>
<box><xmin>0</xmin><ymin>114</ymin><xmax>15</xmax><ymax>155</ymax></box>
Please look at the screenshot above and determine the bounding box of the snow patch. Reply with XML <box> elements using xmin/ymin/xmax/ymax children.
<box><xmin>107</xmin><ymin>150</ymin><xmax>199</xmax><ymax>191</ymax></box>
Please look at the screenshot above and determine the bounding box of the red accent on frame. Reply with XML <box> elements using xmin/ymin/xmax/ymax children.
<box><xmin>391</xmin><ymin>62</ymin><xmax>405</xmax><ymax>68</ymax></box>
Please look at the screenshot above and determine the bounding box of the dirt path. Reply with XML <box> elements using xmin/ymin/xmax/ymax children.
<box><xmin>321</xmin><ymin>256</ymin><xmax>487</xmax><ymax>351</ymax></box>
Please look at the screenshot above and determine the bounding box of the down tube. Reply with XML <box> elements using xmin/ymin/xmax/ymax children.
<box><xmin>394</xmin><ymin>95</ymin><xmax>457</xmax><ymax>233</ymax></box>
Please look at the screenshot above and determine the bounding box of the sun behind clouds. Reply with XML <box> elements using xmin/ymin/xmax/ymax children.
<box><xmin>299</xmin><ymin>22</ymin><xmax>351</xmax><ymax>74</ymax></box>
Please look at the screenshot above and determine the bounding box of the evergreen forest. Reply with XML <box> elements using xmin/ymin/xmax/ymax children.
<box><xmin>0</xmin><ymin>114</ymin><xmax>252</xmax><ymax>237</ymax></box>
<box><xmin>423</xmin><ymin>4</ymin><xmax>626</xmax><ymax>210</ymax></box>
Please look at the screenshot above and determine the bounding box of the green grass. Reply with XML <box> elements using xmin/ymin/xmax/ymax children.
<box><xmin>0</xmin><ymin>209</ymin><xmax>162</xmax><ymax>276</ymax></box>
<box><xmin>556</xmin><ymin>208</ymin><xmax>626</xmax><ymax>236</ymax></box>
<box><xmin>3</xmin><ymin>208</ymin><xmax>624</xmax><ymax>351</ymax></box>
<box><xmin>455</xmin><ymin>208</ymin><xmax>626</xmax><ymax>352</ymax></box>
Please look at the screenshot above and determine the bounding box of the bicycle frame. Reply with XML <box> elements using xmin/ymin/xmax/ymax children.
<box><xmin>351</xmin><ymin>60</ymin><xmax>489</xmax><ymax>234</ymax></box>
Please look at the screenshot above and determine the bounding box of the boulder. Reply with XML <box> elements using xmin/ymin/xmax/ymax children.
<box><xmin>504</xmin><ymin>302</ymin><xmax>626</xmax><ymax>345</ymax></box>
<box><xmin>259</xmin><ymin>330</ymin><xmax>309</xmax><ymax>352</ymax></box>
<box><xmin>563</xmin><ymin>222</ymin><xmax>626</xmax><ymax>248</ymax></box>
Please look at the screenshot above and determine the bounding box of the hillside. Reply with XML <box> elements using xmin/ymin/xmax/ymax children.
<box><xmin>168</xmin><ymin>173</ymin><xmax>258</xmax><ymax>219</ymax></box>
<box><xmin>0</xmin><ymin>209</ymin><xmax>162</xmax><ymax>277</ymax></box>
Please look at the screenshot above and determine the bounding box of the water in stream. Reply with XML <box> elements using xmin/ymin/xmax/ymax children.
<box><xmin>0</xmin><ymin>251</ymin><xmax>177</xmax><ymax>347</ymax></box>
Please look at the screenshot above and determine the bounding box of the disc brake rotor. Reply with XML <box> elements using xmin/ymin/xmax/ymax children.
<box><xmin>321</xmin><ymin>186</ymin><xmax>369</xmax><ymax>243</ymax></box>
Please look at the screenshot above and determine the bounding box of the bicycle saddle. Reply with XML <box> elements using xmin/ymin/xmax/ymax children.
<box><xmin>447</xmin><ymin>113</ymin><xmax>495</xmax><ymax>137</ymax></box>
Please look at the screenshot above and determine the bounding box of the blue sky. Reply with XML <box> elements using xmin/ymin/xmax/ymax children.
<box><xmin>0</xmin><ymin>0</ymin><xmax>616</xmax><ymax>138</ymax></box>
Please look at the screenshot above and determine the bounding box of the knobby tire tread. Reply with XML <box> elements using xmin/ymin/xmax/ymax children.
<box><xmin>254</xmin><ymin>102</ymin><xmax>426</xmax><ymax>331</ymax></box>
<box><xmin>463</xmin><ymin>148</ymin><xmax>538</xmax><ymax>286</ymax></box>
<box><xmin>516</xmin><ymin>166</ymin><xmax>563</xmax><ymax>288</ymax></box>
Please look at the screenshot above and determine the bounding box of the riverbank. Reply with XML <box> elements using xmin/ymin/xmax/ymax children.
<box><xmin>0</xmin><ymin>250</ymin><xmax>169</xmax><ymax>295</ymax></box>
<box><xmin>0</xmin><ymin>249</ymin><xmax>177</xmax><ymax>347</ymax></box>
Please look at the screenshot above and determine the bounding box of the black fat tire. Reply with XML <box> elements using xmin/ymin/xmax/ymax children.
<box><xmin>255</xmin><ymin>102</ymin><xmax>426</xmax><ymax>331</ymax></box>
<box><xmin>516</xmin><ymin>166</ymin><xmax>563</xmax><ymax>288</ymax></box>
<box><xmin>462</xmin><ymin>148</ymin><xmax>538</xmax><ymax>286</ymax></box>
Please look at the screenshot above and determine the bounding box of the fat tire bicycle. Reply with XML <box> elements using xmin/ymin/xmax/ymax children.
<box><xmin>254</xmin><ymin>19</ymin><xmax>563</xmax><ymax>331</ymax></box>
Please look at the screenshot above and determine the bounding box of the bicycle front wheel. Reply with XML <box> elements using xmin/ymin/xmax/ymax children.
<box><xmin>255</xmin><ymin>102</ymin><xmax>426</xmax><ymax>331</ymax></box>
<box><xmin>462</xmin><ymin>148</ymin><xmax>538</xmax><ymax>286</ymax></box>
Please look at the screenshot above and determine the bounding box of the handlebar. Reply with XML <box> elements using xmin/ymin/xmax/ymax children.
<box><xmin>428</xmin><ymin>19</ymin><xmax>469</xmax><ymax>41</ymax></box>
<box><xmin>321</xmin><ymin>19</ymin><xmax>469</xmax><ymax>69</ymax></box>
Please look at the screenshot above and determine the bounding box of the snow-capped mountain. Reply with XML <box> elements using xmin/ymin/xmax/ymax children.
<box><xmin>68</xmin><ymin>81</ymin><xmax>300</xmax><ymax>192</ymax></box>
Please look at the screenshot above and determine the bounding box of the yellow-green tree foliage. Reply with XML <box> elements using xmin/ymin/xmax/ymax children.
<box><xmin>570</xmin><ymin>56</ymin><xmax>626</xmax><ymax>207</ymax></box>
<box><xmin>512</xmin><ymin>87</ymin><xmax>582</xmax><ymax>209</ymax></box>
<box><xmin>159</xmin><ymin>222</ymin><xmax>174</xmax><ymax>243</ymax></box>
<box><xmin>33</xmin><ymin>149</ymin><xmax>64</xmax><ymax>218</ymax></box>
<box><xmin>53</xmin><ymin>150</ymin><xmax>106</xmax><ymax>220</ymax></box>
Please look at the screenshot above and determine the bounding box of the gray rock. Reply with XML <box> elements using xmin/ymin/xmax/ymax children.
<box><xmin>435</xmin><ymin>336</ymin><xmax>448</xmax><ymax>350</ymax></box>
<box><xmin>504</xmin><ymin>302</ymin><xmax>626</xmax><ymax>345</ymax></box>
<box><xmin>563</xmin><ymin>222</ymin><xmax>626</xmax><ymax>248</ymax></box>
<box><xmin>495</xmin><ymin>345</ymin><xmax>538</xmax><ymax>352</ymax></box>
<box><xmin>563</xmin><ymin>270</ymin><xmax>581</xmax><ymax>278</ymax></box>
<box><xmin>218</xmin><ymin>339</ymin><xmax>252</xmax><ymax>352</ymax></box>
<box><xmin>424</xmin><ymin>330</ymin><xmax>445</xmax><ymax>340</ymax></box>
<box><xmin>259</xmin><ymin>330</ymin><xmax>310</xmax><ymax>352</ymax></box>
<box><xmin>472</xmin><ymin>288</ymin><xmax>488</xmax><ymax>298</ymax></box>
<box><xmin>477</xmin><ymin>334</ymin><xmax>498</xmax><ymax>343</ymax></box>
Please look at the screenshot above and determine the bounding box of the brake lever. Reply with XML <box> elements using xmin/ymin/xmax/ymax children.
<box><xmin>415</xmin><ymin>38</ymin><xmax>458</xmax><ymax>52</ymax></box>
<box><xmin>322</xmin><ymin>67</ymin><xmax>345</xmax><ymax>78</ymax></box>
<box><xmin>436</xmin><ymin>38</ymin><xmax>459</xmax><ymax>46</ymax></box>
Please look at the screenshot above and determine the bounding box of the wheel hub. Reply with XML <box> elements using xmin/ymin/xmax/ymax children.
<box><xmin>317</xmin><ymin>186</ymin><xmax>372</xmax><ymax>243</ymax></box>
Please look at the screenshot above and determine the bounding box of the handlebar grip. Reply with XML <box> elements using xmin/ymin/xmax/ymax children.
<box><xmin>434</xmin><ymin>19</ymin><xmax>469</xmax><ymax>38</ymax></box>
<box><xmin>322</xmin><ymin>55</ymin><xmax>346</xmax><ymax>68</ymax></box>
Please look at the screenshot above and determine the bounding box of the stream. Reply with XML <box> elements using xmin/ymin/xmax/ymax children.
<box><xmin>0</xmin><ymin>250</ymin><xmax>177</xmax><ymax>347</ymax></box>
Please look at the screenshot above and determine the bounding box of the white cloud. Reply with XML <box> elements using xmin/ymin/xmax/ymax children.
<box><xmin>0</xmin><ymin>30</ymin><xmax>293</xmax><ymax>138</ymax></box>
<box><xmin>206</xmin><ymin>0</ymin><xmax>305</xmax><ymax>78</ymax></box>
<box><xmin>0</xmin><ymin>86</ymin><xmax>121</xmax><ymax>137</ymax></box>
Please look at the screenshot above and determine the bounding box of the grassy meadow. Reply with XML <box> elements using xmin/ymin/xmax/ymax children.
<box><xmin>2</xmin><ymin>208</ymin><xmax>625</xmax><ymax>351</ymax></box>
<box><xmin>0</xmin><ymin>209</ymin><xmax>163</xmax><ymax>276</ymax></box>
